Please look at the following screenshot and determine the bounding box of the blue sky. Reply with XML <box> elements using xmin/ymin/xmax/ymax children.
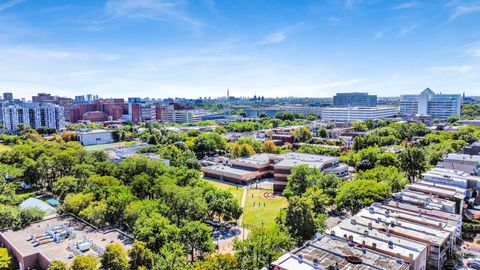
<box><xmin>0</xmin><ymin>0</ymin><xmax>480</xmax><ymax>99</ymax></box>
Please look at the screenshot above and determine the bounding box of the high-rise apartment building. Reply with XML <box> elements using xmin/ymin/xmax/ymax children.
<box><xmin>400</xmin><ymin>88</ymin><xmax>461</xmax><ymax>120</ymax></box>
<box><xmin>2</xmin><ymin>103</ymin><xmax>65</xmax><ymax>132</ymax></box>
<box><xmin>333</xmin><ymin>92</ymin><xmax>377</xmax><ymax>107</ymax></box>
<box><xmin>2</xmin><ymin>92</ymin><xmax>13</xmax><ymax>102</ymax></box>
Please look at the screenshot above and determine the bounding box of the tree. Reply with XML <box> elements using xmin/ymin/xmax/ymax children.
<box><xmin>193</xmin><ymin>133</ymin><xmax>227</xmax><ymax>158</ymax></box>
<box><xmin>234</xmin><ymin>226</ymin><xmax>292</xmax><ymax>270</ymax></box>
<box><xmin>291</xmin><ymin>127</ymin><xmax>312</xmax><ymax>143</ymax></box>
<box><xmin>70</xmin><ymin>255</ymin><xmax>98</xmax><ymax>270</ymax></box>
<box><xmin>53</xmin><ymin>176</ymin><xmax>80</xmax><ymax>201</ymax></box>
<box><xmin>179</xmin><ymin>221</ymin><xmax>215</xmax><ymax>262</ymax></box>
<box><xmin>100</xmin><ymin>243</ymin><xmax>129</xmax><ymax>270</ymax></box>
<box><xmin>352</xmin><ymin>121</ymin><xmax>368</xmax><ymax>132</ymax></box>
<box><xmin>355</xmin><ymin>166</ymin><xmax>408</xmax><ymax>192</ymax></box>
<box><xmin>61</xmin><ymin>193</ymin><xmax>94</xmax><ymax>215</ymax></box>
<box><xmin>194</xmin><ymin>254</ymin><xmax>238</xmax><ymax>270</ymax></box>
<box><xmin>133</xmin><ymin>213</ymin><xmax>179</xmax><ymax>251</ymax></box>
<box><xmin>17</xmin><ymin>207</ymin><xmax>45</xmax><ymax>229</ymax></box>
<box><xmin>79</xmin><ymin>201</ymin><xmax>108</xmax><ymax>227</ymax></box>
<box><xmin>0</xmin><ymin>248</ymin><xmax>11</xmax><ymax>269</ymax></box>
<box><xmin>282</xmin><ymin>165</ymin><xmax>315</xmax><ymax>198</ymax></box>
<box><xmin>238</xmin><ymin>144</ymin><xmax>255</xmax><ymax>158</ymax></box>
<box><xmin>318</xmin><ymin>127</ymin><xmax>328</xmax><ymax>138</ymax></box>
<box><xmin>261</xmin><ymin>141</ymin><xmax>277</xmax><ymax>153</ymax></box>
<box><xmin>154</xmin><ymin>242</ymin><xmax>190</xmax><ymax>270</ymax></box>
<box><xmin>0</xmin><ymin>205</ymin><xmax>19</xmax><ymax>229</ymax></box>
<box><xmin>399</xmin><ymin>146</ymin><xmax>427</xmax><ymax>182</ymax></box>
<box><xmin>128</xmin><ymin>241</ymin><xmax>155</xmax><ymax>270</ymax></box>
<box><xmin>335</xmin><ymin>179</ymin><xmax>391</xmax><ymax>213</ymax></box>
<box><xmin>278</xmin><ymin>196</ymin><xmax>325</xmax><ymax>245</ymax></box>
<box><xmin>47</xmin><ymin>260</ymin><xmax>68</xmax><ymax>270</ymax></box>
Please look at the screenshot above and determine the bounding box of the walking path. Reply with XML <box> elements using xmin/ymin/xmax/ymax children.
<box><xmin>238</xmin><ymin>186</ymin><xmax>248</xmax><ymax>226</ymax></box>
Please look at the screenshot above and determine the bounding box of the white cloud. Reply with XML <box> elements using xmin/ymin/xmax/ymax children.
<box><xmin>399</xmin><ymin>24</ymin><xmax>418</xmax><ymax>36</ymax></box>
<box><xmin>104</xmin><ymin>0</ymin><xmax>204</xmax><ymax>28</ymax></box>
<box><xmin>431</xmin><ymin>65</ymin><xmax>473</xmax><ymax>73</ymax></box>
<box><xmin>257</xmin><ymin>31</ymin><xmax>287</xmax><ymax>45</ymax></box>
<box><xmin>374</xmin><ymin>30</ymin><xmax>386</xmax><ymax>39</ymax></box>
<box><xmin>0</xmin><ymin>0</ymin><xmax>24</xmax><ymax>12</ymax></box>
<box><xmin>447</xmin><ymin>2</ymin><xmax>480</xmax><ymax>22</ymax></box>
<box><xmin>392</xmin><ymin>1</ymin><xmax>417</xmax><ymax>10</ymax></box>
<box><xmin>256</xmin><ymin>23</ymin><xmax>304</xmax><ymax>46</ymax></box>
<box><xmin>467</xmin><ymin>47</ymin><xmax>480</xmax><ymax>57</ymax></box>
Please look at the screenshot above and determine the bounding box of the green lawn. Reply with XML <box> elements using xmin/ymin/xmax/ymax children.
<box><xmin>0</xmin><ymin>144</ymin><xmax>11</xmax><ymax>152</ymax></box>
<box><xmin>242</xmin><ymin>189</ymin><xmax>288</xmax><ymax>229</ymax></box>
<box><xmin>84</xmin><ymin>142</ymin><xmax>131</xmax><ymax>151</ymax></box>
<box><xmin>205</xmin><ymin>180</ymin><xmax>244</xmax><ymax>203</ymax></box>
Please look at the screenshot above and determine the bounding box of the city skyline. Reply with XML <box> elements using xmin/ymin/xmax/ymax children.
<box><xmin>0</xmin><ymin>0</ymin><xmax>479</xmax><ymax>98</ymax></box>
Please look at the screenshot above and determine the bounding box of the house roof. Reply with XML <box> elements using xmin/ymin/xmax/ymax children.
<box><xmin>19</xmin><ymin>197</ymin><xmax>57</xmax><ymax>215</ymax></box>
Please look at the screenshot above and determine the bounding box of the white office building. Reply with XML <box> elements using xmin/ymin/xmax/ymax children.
<box><xmin>400</xmin><ymin>88</ymin><xmax>461</xmax><ymax>120</ymax></box>
<box><xmin>162</xmin><ymin>108</ymin><xmax>215</xmax><ymax>123</ymax></box>
<box><xmin>321</xmin><ymin>106</ymin><xmax>398</xmax><ymax>122</ymax></box>
<box><xmin>2</xmin><ymin>103</ymin><xmax>65</xmax><ymax>133</ymax></box>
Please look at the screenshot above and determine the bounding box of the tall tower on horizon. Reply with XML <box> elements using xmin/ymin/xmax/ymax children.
<box><xmin>227</xmin><ymin>89</ymin><xmax>230</xmax><ymax>99</ymax></box>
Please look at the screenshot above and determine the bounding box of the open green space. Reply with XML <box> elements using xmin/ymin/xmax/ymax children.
<box><xmin>242</xmin><ymin>188</ymin><xmax>288</xmax><ymax>229</ymax></box>
<box><xmin>0</xmin><ymin>144</ymin><xmax>11</xmax><ymax>152</ymax></box>
<box><xmin>205</xmin><ymin>179</ymin><xmax>244</xmax><ymax>203</ymax></box>
<box><xmin>83</xmin><ymin>142</ymin><xmax>130</xmax><ymax>151</ymax></box>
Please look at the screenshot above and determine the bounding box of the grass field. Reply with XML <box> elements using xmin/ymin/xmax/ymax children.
<box><xmin>0</xmin><ymin>144</ymin><xmax>11</xmax><ymax>152</ymax></box>
<box><xmin>242</xmin><ymin>188</ymin><xmax>288</xmax><ymax>229</ymax></box>
<box><xmin>206</xmin><ymin>180</ymin><xmax>244</xmax><ymax>203</ymax></box>
<box><xmin>84</xmin><ymin>142</ymin><xmax>129</xmax><ymax>151</ymax></box>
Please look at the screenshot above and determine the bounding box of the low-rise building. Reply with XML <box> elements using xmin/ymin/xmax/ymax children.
<box><xmin>0</xmin><ymin>214</ymin><xmax>133</xmax><ymax>270</ymax></box>
<box><xmin>202</xmin><ymin>153</ymin><xmax>348</xmax><ymax>188</ymax></box>
<box><xmin>437</xmin><ymin>153</ymin><xmax>480</xmax><ymax>175</ymax></box>
<box><xmin>78</xmin><ymin>129</ymin><xmax>114</xmax><ymax>146</ymax></box>
<box><xmin>271</xmin><ymin>234</ymin><xmax>409</xmax><ymax>270</ymax></box>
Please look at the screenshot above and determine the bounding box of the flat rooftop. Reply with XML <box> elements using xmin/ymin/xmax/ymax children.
<box><xmin>355</xmin><ymin>208</ymin><xmax>450</xmax><ymax>245</ymax></box>
<box><xmin>272</xmin><ymin>234</ymin><xmax>408</xmax><ymax>270</ymax></box>
<box><xmin>443</xmin><ymin>153</ymin><xmax>480</xmax><ymax>163</ymax></box>
<box><xmin>78</xmin><ymin>129</ymin><xmax>112</xmax><ymax>135</ymax></box>
<box><xmin>0</xmin><ymin>215</ymin><xmax>133</xmax><ymax>264</ymax></box>
<box><xmin>203</xmin><ymin>164</ymin><xmax>257</xmax><ymax>176</ymax></box>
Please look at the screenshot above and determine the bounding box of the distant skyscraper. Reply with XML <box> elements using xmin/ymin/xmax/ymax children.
<box><xmin>333</xmin><ymin>92</ymin><xmax>377</xmax><ymax>107</ymax></box>
<box><xmin>74</xmin><ymin>95</ymin><xmax>86</xmax><ymax>104</ymax></box>
<box><xmin>400</xmin><ymin>88</ymin><xmax>461</xmax><ymax>120</ymax></box>
<box><xmin>3</xmin><ymin>92</ymin><xmax>13</xmax><ymax>102</ymax></box>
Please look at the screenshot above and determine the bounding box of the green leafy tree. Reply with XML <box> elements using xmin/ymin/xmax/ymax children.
<box><xmin>79</xmin><ymin>201</ymin><xmax>108</xmax><ymax>227</ymax></box>
<box><xmin>234</xmin><ymin>226</ymin><xmax>293</xmax><ymax>270</ymax></box>
<box><xmin>61</xmin><ymin>193</ymin><xmax>94</xmax><ymax>215</ymax></box>
<box><xmin>0</xmin><ymin>248</ymin><xmax>12</xmax><ymax>269</ymax></box>
<box><xmin>53</xmin><ymin>176</ymin><xmax>81</xmax><ymax>201</ymax></box>
<box><xmin>194</xmin><ymin>254</ymin><xmax>238</xmax><ymax>270</ymax></box>
<box><xmin>70</xmin><ymin>255</ymin><xmax>98</xmax><ymax>270</ymax></box>
<box><xmin>291</xmin><ymin>127</ymin><xmax>312</xmax><ymax>143</ymax></box>
<box><xmin>179</xmin><ymin>221</ymin><xmax>215</xmax><ymax>262</ymax></box>
<box><xmin>355</xmin><ymin>166</ymin><xmax>408</xmax><ymax>192</ymax></box>
<box><xmin>128</xmin><ymin>241</ymin><xmax>155</xmax><ymax>270</ymax></box>
<box><xmin>47</xmin><ymin>260</ymin><xmax>68</xmax><ymax>270</ymax></box>
<box><xmin>335</xmin><ymin>179</ymin><xmax>391</xmax><ymax>213</ymax></box>
<box><xmin>153</xmin><ymin>242</ymin><xmax>190</xmax><ymax>270</ymax></box>
<box><xmin>277</xmin><ymin>196</ymin><xmax>325</xmax><ymax>245</ymax></box>
<box><xmin>100</xmin><ymin>243</ymin><xmax>129</xmax><ymax>270</ymax></box>
<box><xmin>133</xmin><ymin>213</ymin><xmax>179</xmax><ymax>251</ymax></box>
<box><xmin>399</xmin><ymin>146</ymin><xmax>427</xmax><ymax>182</ymax></box>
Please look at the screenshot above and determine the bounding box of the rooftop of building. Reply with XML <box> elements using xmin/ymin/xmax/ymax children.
<box><xmin>405</xmin><ymin>181</ymin><xmax>466</xmax><ymax>199</ymax></box>
<box><xmin>355</xmin><ymin>207</ymin><xmax>450</xmax><ymax>245</ymax></box>
<box><xmin>321</xmin><ymin>106</ymin><xmax>398</xmax><ymax>111</ymax></box>
<box><xmin>0</xmin><ymin>214</ymin><xmax>133</xmax><ymax>264</ymax></box>
<box><xmin>272</xmin><ymin>234</ymin><xmax>408</xmax><ymax>270</ymax></box>
<box><xmin>78</xmin><ymin>129</ymin><xmax>113</xmax><ymax>135</ymax></box>
<box><xmin>442</xmin><ymin>153</ymin><xmax>480</xmax><ymax>163</ymax></box>
<box><xmin>392</xmin><ymin>190</ymin><xmax>456</xmax><ymax>209</ymax></box>
<box><xmin>203</xmin><ymin>164</ymin><xmax>258</xmax><ymax>176</ymax></box>
<box><xmin>330</xmin><ymin>217</ymin><xmax>427</xmax><ymax>258</ymax></box>
<box><xmin>380</xmin><ymin>201</ymin><xmax>461</xmax><ymax>226</ymax></box>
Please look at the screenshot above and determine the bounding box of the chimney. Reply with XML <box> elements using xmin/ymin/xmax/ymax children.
<box><xmin>372</xmin><ymin>242</ymin><xmax>377</xmax><ymax>250</ymax></box>
<box><xmin>368</xmin><ymin>222</ymin><xmax>372</xmax><ymax>230</ymax></box>
<box><xmin>409</xmin><ymin>254</ymin><xmax>414</xmax><ymax>264</ymax></box>
<box><xmin>351</xmin><ymin>219</ymin><xmax>356</xmax><ymax>225</ymax></box>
